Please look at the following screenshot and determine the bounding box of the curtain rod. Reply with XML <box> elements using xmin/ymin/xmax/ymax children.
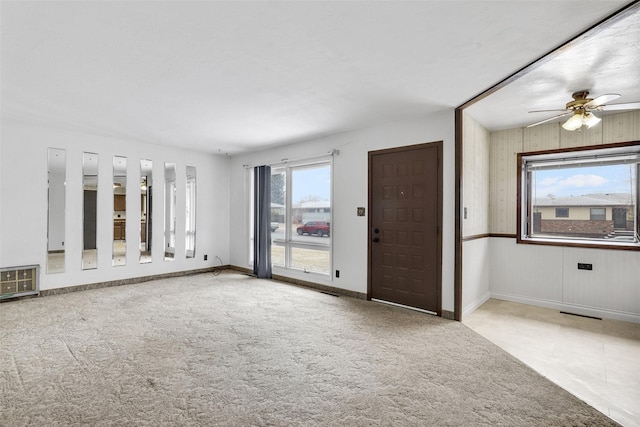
<box><xmin>242</xmin><ymin>149</ymin><xmax>339</xmax><ymax>169</ymax></box>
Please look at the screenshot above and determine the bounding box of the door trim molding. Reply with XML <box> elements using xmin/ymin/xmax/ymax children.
<box><xmin>367</xmin><ymin>141</ymin><xmax>443</xmax><ymax>316</ymax></box>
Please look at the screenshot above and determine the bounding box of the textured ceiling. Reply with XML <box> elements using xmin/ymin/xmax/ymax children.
<box><xmin>1</xmin><ymin>1</ymin><xmax>634</xmax><ymax>155</ymax></box>
<box><xmin>467</xmin><ymin>3</ymin><xmax>640</xmax><ymax>131</ymax></box>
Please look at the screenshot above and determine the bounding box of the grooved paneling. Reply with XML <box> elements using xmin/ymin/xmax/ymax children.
<box><xmin>523</xmin><ymin>122</ymin><xmax>560</xmax><ymax>152</ymax></box>
<box><xmin>562</xmin><ymin>248</ymin><xmax>640</xmax><ymax>314</ymax></box>
<box><xmin>602</xmin><ymin>110</ymin><xmax>640</xmax><ymax>144</ymax></box>
<box><xmin>489</xmin><ymin>238</ymin><xmax>563</xmax><ymax>302</ymax></box>
<box><xmin>462</xmin><ymin>113</ymin><xmax>490</xmax><ymax>237</ymax></box>
<box><xmin>462</xmin><ymin>238</ymin><xmax>490</xmax><ymax>318</ymax></box>
<box><xmin>489</xmin><ymin>128</ymin><xmax>522</xmax><ymax>234</ymax></box>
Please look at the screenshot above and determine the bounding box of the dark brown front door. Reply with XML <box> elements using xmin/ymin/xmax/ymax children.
<box><xmin>613</xmin><ymin>208</ymin><xmax>627</xmax><ymax>229</ymax></box>
<box><xmin>368</xmin><ymin>142</ymin><xmax>442</xmax><ymax>314</ymax></box>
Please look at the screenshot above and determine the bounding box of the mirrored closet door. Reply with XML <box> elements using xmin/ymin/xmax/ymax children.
<box><xmin>47</xmin><ymin>148</ymin><xmax>66</xmax><ymax>273</ymax></box>
<box><xmin>185</xmin><ymin>166</ymin><xmax>196</xmax><ymax>258</ymax></box>
<box><xmin>164</xmin><ymin>163</ymin><xmax>176</xmax><ymax>261</ymax></box>
<box><xmin>140</xmin><ymin>159</ymin><xmax>153</xmax><ymax>264</ymax></box>
<box><xmin>113</xmin><ymin>156</ymin><xmax>127</xmax><ymax>266</ymax></box>
<box><xmin>82</xmin><ymin>152</ymin><xmax>98</xmax><ymax>270</ymax></box>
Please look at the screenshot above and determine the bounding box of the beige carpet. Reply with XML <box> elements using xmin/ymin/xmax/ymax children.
<box><xmin>0</xmin><ymin>271</ymin><xmax>618</xmax><ymax>426</ymax></box>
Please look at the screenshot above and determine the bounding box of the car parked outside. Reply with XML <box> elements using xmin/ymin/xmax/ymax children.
<box><xmin>271</xmin><ymin>222</ymin><xmax>279</xmax><ymax>232</ymax></box>
<box><xmin>296</xmin><ymin>221</ymin><xmax>330</xmax><ymax>237</ymax></box>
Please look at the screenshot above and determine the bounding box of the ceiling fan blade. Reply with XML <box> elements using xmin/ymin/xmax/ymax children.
<box><xmin>600</xmin><ymin>101</ymin><xmax>640</xmax><ymax>111</ymax></box>
<box><xmin>528</xmin><ymin>109</ymin><xmax>567</xmax><ymax>113</ymax></box>
<box><xmin>526</xmin><ymin>112</ymin><xmax>572</xmax><ymax>128</ymax></box>
<box><xmin>584</xmin><ymin>93</ymin><xmax>620</xmax><ymax>108</ymax></box>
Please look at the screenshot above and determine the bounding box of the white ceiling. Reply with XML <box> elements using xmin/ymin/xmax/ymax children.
<box><xmin>467</xmin><ymin>3</ymin><xmax>640</xmax><ymax>131</ymax></box>
<box><xmin>1</xmin><ymin>1</ymin><xmax>636</xmax><ymax>155</ymax></box>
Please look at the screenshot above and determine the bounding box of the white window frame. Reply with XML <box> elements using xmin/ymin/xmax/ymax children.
<box><xmin>247</xmin><ymin>156</ymin><xmax>334</xmax><ymax>277</ymax></box>
<box><xmin>271</xmin><ymin>157</ymin><xmax>333</xmax><ymax>277</ymax></box>
<box><xmin>518</xmin><ymin>141</ymin><xmax>640</xmax><ymax>250</ymax></box>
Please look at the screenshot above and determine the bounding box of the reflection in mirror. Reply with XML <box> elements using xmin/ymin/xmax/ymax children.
<box><xmin>47</xmin><ymin>148</ymin><xmax>66</xmax><ymax>273</ymax></box>
<box><xmin>113</xmin><ymin>156</ymin><xmax>127</xmax><ymax>266</ymax></box>
<box><xmin>164</xmin><ymin>162</ymin><xmax>176</xmax><ymax>261</ymax></box>
<box><xmin>185</xmin><ymin>166</ymin><xmax>196</xmax><ymax>258</ymax></box>
<box><xmin>82</xmin><ymin>152</ymin><xmax>98</xmax><ymax>270</ymax></box>
<box><xmin>140</xmin><ymin>160</ymin><xmax>153</xmax><ymax>264</ymax></box>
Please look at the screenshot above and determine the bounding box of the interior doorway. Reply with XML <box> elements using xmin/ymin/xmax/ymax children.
<box><xmin>368</xmin><ymin>142</ymin><xmax>442</xmax><ymax>314</ymax></box>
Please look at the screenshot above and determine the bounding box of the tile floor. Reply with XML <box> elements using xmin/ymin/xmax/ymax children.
<box><xmin>464</xmin><ymin>299</ymin><xmax>640</xmax><ymax>427</ymax></box>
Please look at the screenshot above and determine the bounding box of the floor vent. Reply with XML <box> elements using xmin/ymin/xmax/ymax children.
<box><xmin>560</xmin><ymin>311</ymin><xmax>602</xmax><ymax>320</ymax></box>
<box><xmin>0</xmin><ymin>265</ymin><xmax>40</xmax><ymax>300</ymax></box>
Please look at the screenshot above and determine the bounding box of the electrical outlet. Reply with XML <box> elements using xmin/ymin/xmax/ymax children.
<box><xmin>577</xmin><ymin>263</ymin><xmax>592</xmax><ymax>270</ymax></box>
<box><xmin>204</xmin><ymin>254</ymin><xmax>208</xmax><ymax>261</ymax></box>
<box><xmin>335</xmin><ymin>270</ymin><xmax>340</xmax><ymax>278</ymax></box>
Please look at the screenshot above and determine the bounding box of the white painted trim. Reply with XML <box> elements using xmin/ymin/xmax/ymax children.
<box><xmin>491</xmin><ymin>292</ymin><xmax>640</xmax><ymax>324</ymax></box>
<box><xmin>462</xmin><ymin>291</ymin><xmax>491</xmax><ymax>319</ymax></box>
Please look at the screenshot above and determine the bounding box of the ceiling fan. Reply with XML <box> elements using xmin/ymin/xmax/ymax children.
<box><xmin>527</xmin><ymin>91</ymin><xmax>640</xmax><ymax>130</ymax></box>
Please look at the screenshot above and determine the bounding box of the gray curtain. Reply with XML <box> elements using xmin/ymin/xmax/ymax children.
<box><xmin>253</xmin><ymin>165</ymin><xmax>272</xmax><ymax>278</ymax></box>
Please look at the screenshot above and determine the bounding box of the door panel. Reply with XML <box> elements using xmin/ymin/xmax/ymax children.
<box><xmin>613</xmin><ymin>208</ymin><xmax>627</xmax><ymax>229</ymax></box>
<box><xmin>369</xmin><ymin>142</ymin><xmax>442</xmax><ymax>313</ymax></box>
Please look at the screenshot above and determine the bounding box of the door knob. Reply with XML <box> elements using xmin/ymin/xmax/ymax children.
<box><xmin>372</xmin><ymin>237</ymin><xmax>380</xmax><ymax>243</ymax></box>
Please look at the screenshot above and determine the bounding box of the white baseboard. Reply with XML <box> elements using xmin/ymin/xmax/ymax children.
<box><xmin>462</xmin><ymin>291</ymin><xmax>491</xmax><ymax>320</ymax></box>
<box><xmin>490</xmin><ymin>292</ymin><xmax>640</xmax><ymax>324</ymax></box>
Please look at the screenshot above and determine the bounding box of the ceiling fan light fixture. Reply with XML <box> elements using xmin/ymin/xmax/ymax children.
<box><xmin>562</xmin><ymin>112</ymin><xmax>584</xmax><ymax>131</ymax></box>
<box><xmin>529</xmin><ymin>91</ymin><xmax>639</xmax><ymax>130</ymax></box>
<box><xmin>583</xmin><ymin>111</ymin><xmax>601</xmax><ymax>128</ymax></box>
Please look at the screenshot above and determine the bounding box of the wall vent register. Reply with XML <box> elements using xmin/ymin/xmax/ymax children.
<box><xmin>0</xmin><ymin>265</ymin><xmax>39</xmax><ymax>300</ymax></box>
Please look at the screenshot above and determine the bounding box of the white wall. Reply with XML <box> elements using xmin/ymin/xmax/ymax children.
<box><xmin>229</xmin><ymin>111</ymin><xmax>456</xmax><ymax>313</ymax></box>
<box><xmin>0</xmin><ymin>122</ymin><xmax>230</xmax><ymax>290</ymax></box>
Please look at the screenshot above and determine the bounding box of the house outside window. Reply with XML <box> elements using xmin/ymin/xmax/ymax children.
<box><xmin>590</xmin><ymin>207</ymin><xmax>606</xmax><ymax>221</ymax></box>
<box><xmin>519</xmin><ymin>141</ymin><xmax>640</xmax><ymax>249</ymax></box>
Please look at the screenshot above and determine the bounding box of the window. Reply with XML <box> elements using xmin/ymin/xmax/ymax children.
<box><xmin>590</xmin><ymin>208</ymin><xmax>606</xmax><ymax>221</ymax></box>
<box><xmin>246</xmin><ymin>158</ymin><xmax>333</xmax><ymax>274</ymax></box>
<box><xmin>518</xmin><ymin>142</ymin><xmax>640</xmax><ymax>248</ymax></box>
<box><xmin>270</xmin><ymin>160</ymin><xmax>332</xmax><ymax>275</ymax></box>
